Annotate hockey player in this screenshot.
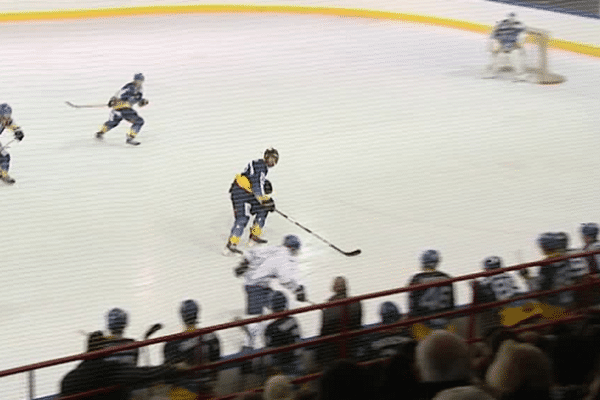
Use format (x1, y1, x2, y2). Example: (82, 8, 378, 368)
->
(225, 148, 278, 254)
(163, 299, 221, 397)
(485, 13, 528, 81)
(96, 73, 149, 146)
(0, 103, 24, 184)
(407, 250, 456, 339)
(478, 256, 523, 303)
(581, 223, 600, 275)
(233, 234, 306, 349)
(101, 307, 139, 365)
(263, 291, 303, 377)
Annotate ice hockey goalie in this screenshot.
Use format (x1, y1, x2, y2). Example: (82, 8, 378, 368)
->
(484, 13, 528, 81)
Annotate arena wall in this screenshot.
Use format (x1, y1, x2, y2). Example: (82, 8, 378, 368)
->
(0, 1, 599, 53)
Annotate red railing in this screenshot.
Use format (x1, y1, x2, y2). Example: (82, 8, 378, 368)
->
(3, 249, 600, 399)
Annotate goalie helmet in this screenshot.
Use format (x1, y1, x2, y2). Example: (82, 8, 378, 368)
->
(483, 256, 502, 270)
(283, 234, 301, 251)
(582, 223, 599, 239)
(379, 301, 401, 325)
(180, 299, 199, 325)
(0, 103, 12, 118)
(107, 308, 128, 333)
(133, 73, 145, 82)
(264, 148, 279, 167)
(420, 249, 440, 269)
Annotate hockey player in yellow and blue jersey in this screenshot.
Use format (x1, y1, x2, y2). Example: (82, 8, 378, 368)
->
(225, 148, 278, 254)
(96, 73, 149, 146)
(0, 103, 24, 184)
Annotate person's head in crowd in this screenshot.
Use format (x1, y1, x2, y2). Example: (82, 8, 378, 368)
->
(581, 223, 599, 245)
(432, 385, 495, 400)
(379, 301, 402, 325)
(180, 299, 199, 329)
(332, 276, 347, 298)
(485, 339, 551, 398)
(106, 307, 128, 337)
(421, 249, 440, 270)
(415, 330, 469, 383)
(87, 331, 106, 352)
(319, 359, 371, 400)
(483, 326, 519, 357)
(264, 374, 294, 400)
(271, 291, 288, 313)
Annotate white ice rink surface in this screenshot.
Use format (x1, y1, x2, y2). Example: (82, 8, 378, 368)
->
(1, 12, 600, 398)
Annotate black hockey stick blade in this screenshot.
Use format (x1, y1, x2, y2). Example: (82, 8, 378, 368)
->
(341, 249, 362, 257)
(144, 323, 163, 339)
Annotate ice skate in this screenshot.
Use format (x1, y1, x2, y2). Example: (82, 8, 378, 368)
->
(249, 233, 268, 244)
(0, 170, 15, 184)
(126, 136, 140, 146)
(95, 131, 104, 140)
(223, 241, 243, 256)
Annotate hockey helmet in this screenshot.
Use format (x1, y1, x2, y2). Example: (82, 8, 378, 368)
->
(283, 234, 301, 251)
(379, 301, 401, 324)
(0, 103, 12, 118)
(264, 148, 279, 167)
(420, 249, 440, 269)
(538, 232, 559, 252)
(582, 223, 599, 239)
(555, 232, 569, 251)
(134, 73, 145, 82)
(180, 299, 199, 325)
(483, 256, 502, 270)
(271, 291, 288, 312)
(107, 308, 128, 333)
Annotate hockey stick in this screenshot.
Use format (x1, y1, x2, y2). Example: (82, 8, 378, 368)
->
(65, 101, 107, 108)
(274, 209, 361, 257)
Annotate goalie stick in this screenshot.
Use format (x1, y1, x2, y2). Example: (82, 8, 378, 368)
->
(274, 209, 361, 257)
(65, 101, 107, 109)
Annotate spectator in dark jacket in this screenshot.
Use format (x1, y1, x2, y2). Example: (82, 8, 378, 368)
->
(316, 276, 363, 366)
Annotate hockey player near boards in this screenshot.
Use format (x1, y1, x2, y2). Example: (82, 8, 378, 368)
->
(163, 299, 221, 397)
(0, 103, 24, 184)
(101, 307, 140, 366)
(233, 234, 306, 349)
(96, 73, 149, 146)
(407, 250, 456, 340)
(225, 148, 279, 255)
(485, 13, 528, 81)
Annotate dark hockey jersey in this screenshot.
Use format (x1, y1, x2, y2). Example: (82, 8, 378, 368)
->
(101, 336, 139, 366)
(408, 270, 455, 317)
(234, 158, 270, 200)
(264, 316, 301, 367)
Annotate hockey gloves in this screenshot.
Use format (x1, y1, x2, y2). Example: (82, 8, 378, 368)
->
(14, 129, 24, 141)
(295, 285, 306, 302)
(234, 259, 250, 277)
(139, 99, 149, 107)
(262, 198, 276, 212)
(108, 97, 118, 107)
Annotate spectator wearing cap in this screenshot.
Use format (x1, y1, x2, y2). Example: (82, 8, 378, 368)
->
(316, 276, 363, 366)
(163, 299, 221, 397)
(263, 291, 304, 378)
(414, 330, 472, 399)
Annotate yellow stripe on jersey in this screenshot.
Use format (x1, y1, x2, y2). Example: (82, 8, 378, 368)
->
(235, 174, 252, 193)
